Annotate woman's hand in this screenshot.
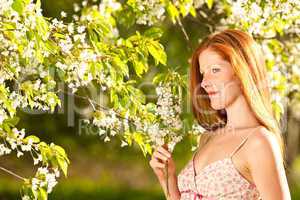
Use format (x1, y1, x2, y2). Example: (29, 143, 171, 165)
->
(149, 144, 176, 182)
(149, 145, 181, 200)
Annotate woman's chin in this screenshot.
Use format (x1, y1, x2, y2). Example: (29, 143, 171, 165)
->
(210, 102, 225, 110)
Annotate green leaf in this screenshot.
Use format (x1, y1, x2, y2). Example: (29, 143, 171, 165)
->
(4, 116, 20, 127)
(133, 132, 144, 144)
(145, 143, 153, 155)
(46, 92, 61, 111)
(108, 66, 117, 82)
(132, 59, 147, 77)
(272, 101, 283, 122)
(144, 27, 163, 39)
(124, 131, 133, 146)
(266, 59, 275, 71)
(274, 18, 284, 36)
(52, 144, 70, 176)
(57, 156, 68, 177)
(37, 187, 47, 200)
(38, 142, 51, 164)
(189, 7, 197, 17)
(12, 0, 24, 14)
(110, 90, 119, 106)
(132, 131, 150, 157)
(53, 33, 66, 40)
(35, 0, 41, 10)
(152, 73, 164, 84)
(24, 135, 40, 144)
(56, 68, 65, 81)
(205, 0, 214, 9)
(20, 81, 34, 97)
(3, 123, 11, 133)
(179, 4, 188, 17)
(36, 16, 49, 39)
(112, 57, 129, 77)
(145, 102, 156, 113)
(53, 145, 68, 160)
(147, 41, 167, 66)
(166, 2, 179, 24)
(21, 183, 35, 200)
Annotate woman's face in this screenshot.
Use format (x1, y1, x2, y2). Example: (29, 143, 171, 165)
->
(198, 48, 242, 110)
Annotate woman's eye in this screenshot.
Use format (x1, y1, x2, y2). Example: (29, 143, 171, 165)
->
(212, 68, 220, 73)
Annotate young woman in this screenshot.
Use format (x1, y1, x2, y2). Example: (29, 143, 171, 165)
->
(149, 29, 291, 200)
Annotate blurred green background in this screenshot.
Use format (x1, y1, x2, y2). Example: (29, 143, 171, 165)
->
(0, 0, 300, 199)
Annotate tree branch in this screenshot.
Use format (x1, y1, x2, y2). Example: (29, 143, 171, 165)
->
(0, 166, 26, 181)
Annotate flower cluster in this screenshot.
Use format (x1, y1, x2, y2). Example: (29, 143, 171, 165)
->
(21, 166, 60, 200)
(222, 0, 300, 36)
(0, 115, 69, 199)
(191, 122, 206, 135)
(145, 121, 183, 152)
(122, 0, 203, 26)
(0, 143, 11, 155)
(146, 82, 183, 152)
(99, 0, 122, 20)
(156, 82, 182, 129)
(31, 167, 59, 193)
(0, 1, 70, 198)
(82, 81, 185, 153)
(131, 0, 166, 26)
(185, 121, 207, 151)
(91, 109, 123, 142)
(0, 0, 13, 15)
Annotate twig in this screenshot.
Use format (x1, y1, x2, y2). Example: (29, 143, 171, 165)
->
(58, 89, 136, 124)
(166, 160, 170, 198)
(162, 143, 170, 198)
(176, 16, 193, 52)
(0, 166, 26, 181)
(87, 98, 96, 111)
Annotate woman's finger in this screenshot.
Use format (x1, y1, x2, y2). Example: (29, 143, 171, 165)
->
(157, 146, 171, 158)
(153, 150, 168, 162)
(150, 159, 165, 169)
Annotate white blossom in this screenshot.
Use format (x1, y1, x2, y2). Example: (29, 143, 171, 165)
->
(104, 136, 110, 142)
(82, 0, 88, 7)
(120, 140, 128, 147)
(17, 151, 24, 157)
(60, 11, 67, 18)
(77, 25, 86, 34)
(22, 195, 30, 200)
(73, 3, 80, 12)
(0, 144, 12, 155)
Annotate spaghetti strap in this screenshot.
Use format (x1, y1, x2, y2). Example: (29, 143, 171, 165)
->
(229, 130, 257, 158)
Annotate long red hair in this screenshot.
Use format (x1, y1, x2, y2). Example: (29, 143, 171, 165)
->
(189, 29, 285, 162)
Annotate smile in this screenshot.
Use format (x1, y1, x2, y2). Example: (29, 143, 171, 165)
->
(208, 91, 219, 97)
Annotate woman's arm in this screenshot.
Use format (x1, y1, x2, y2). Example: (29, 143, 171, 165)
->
(157, 173, 181, 200)
(247, 128, 291, 200)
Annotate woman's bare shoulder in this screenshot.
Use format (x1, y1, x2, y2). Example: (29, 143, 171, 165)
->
(247, 126, 278, 150)
(245, 126, 283, 164)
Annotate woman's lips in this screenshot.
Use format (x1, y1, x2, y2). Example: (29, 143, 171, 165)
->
(208, 91, 219, 97)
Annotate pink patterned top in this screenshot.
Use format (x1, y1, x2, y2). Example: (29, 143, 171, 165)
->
(178, 131, 262, 200)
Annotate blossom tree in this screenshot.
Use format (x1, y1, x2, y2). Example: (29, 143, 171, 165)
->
(0, 0, 299, 199)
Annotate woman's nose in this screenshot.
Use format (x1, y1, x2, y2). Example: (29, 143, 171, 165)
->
(201, 76, 211, 89)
